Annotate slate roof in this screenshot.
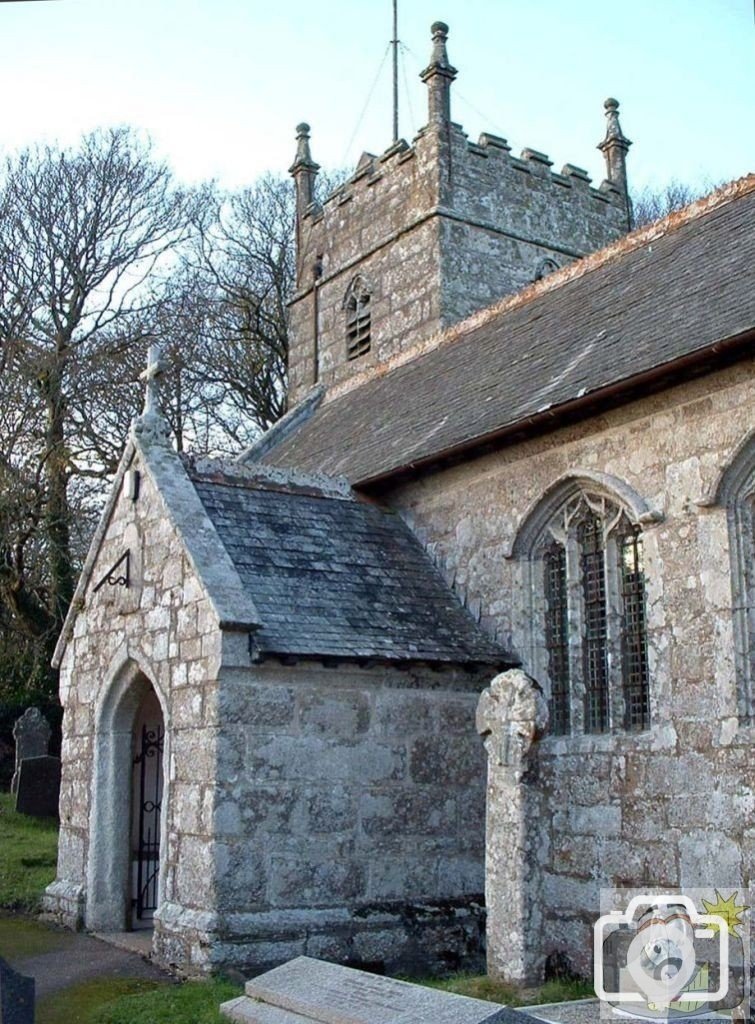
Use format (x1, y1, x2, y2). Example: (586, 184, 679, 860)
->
(256, 179, 755, 485)
(189, 468, 508, 665)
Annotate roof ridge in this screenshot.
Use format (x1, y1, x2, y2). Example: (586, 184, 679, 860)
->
(323, 173, 755, 404)
(184, 454, 353, 500)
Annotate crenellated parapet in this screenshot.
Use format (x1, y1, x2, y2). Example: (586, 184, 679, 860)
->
(287, 21, 633, 406)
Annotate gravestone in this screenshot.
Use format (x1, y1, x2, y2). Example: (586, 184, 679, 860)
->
(0, 955, 35, 1024)
(220, 956, 539, 1023)
(11, 708, 51, 795)
(14, 756, 61, 819)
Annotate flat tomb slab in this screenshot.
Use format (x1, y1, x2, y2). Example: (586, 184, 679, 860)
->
(220, 956, 539, 1024)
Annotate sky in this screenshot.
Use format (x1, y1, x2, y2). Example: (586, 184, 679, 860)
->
(0, 0, 753, 194)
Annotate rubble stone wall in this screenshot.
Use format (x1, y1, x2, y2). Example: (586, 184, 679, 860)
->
(388, 360, 755, 979)
(437, 129, 627, 325)
(157, 658, 491, 976)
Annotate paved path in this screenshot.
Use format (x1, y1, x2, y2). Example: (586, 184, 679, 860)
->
(0, 918, 171, 1003)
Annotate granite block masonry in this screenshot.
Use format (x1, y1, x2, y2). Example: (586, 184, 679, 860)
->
(43, 14, 755, 991)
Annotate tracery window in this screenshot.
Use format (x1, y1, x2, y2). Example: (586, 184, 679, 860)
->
(745, 493, 755, 720)
(343, 276, 371, 360)
(535, 490, 650, 735)
(715, 433, 755, 722)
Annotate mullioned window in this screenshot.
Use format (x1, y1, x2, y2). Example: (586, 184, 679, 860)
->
(516, 483, 652, 736)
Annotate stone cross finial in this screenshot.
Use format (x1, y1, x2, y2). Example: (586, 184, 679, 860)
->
(132, 342, 170, 445)
(598, 97, 632, 227)
(420, 21, 457, 126)
(140, 343, 165, 416)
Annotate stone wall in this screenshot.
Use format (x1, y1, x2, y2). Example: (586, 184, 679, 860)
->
(387, 359, 755, 980)
(289, 120, 627, 406)
(42, 442, 223, 938)
(157, 658, 490, 976)
(288, 135, 443, 403)
(43, 434, 494, 977)
(437, 129, 626, 325)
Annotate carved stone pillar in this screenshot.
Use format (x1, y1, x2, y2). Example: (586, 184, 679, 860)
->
(476, 669, 548, 985)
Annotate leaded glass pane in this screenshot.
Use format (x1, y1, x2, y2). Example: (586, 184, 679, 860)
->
(620, 526, 650, 730)
(544, 543, 570, 735)
(579, 512, 609, 733)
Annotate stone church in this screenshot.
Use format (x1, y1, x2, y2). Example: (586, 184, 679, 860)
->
(44, 23, 754, 982)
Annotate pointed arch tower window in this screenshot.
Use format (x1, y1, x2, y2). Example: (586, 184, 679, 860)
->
(343, 275, 372, 360)
(515, 480, 654, 736)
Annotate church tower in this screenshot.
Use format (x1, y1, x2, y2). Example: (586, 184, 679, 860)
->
(288, 22, 632, 406)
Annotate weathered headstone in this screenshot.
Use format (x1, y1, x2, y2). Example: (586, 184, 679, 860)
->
(11, 708, 51, 795)
(14, 755, 61, 819)
(220, 956, 539, 1023)
(0, 955, 35, 1024)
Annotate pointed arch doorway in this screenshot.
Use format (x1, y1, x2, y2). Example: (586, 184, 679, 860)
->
(86, 661, 169, 936)
(130, 690, 164, 929)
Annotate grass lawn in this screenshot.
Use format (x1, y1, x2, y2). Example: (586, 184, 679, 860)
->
(86, 978, 242, 1024)
(0, 791, 59, 912)
(0, 913, 72, 959)
(422, 972, 594, 1006)
(55, 972, 590, 1023)
(37, 978, 167, 1024)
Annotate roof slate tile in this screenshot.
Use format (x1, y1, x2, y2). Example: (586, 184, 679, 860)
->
(190, 474, 508, 666)
(258, 186, 755, 484)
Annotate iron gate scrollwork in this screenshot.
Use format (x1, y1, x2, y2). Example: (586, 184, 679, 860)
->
(133, 721, 164, 921)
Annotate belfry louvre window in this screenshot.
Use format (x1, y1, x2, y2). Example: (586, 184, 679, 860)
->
(538, 491, 650, 735)
(344, 276, 371, 359)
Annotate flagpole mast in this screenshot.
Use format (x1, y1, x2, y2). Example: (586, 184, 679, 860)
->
(392, 0, 399, 142)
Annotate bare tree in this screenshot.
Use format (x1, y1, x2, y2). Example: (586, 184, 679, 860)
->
(0, 133, 346, 706)
(0, 127, 193, 664)
(631, 178, 722, 228)
(179, 170, 349, 445)
(186, 174, 294, 436)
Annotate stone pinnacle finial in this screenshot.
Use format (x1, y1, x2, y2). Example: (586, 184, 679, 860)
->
(420, 20, 457, 127)
(600, 98, 630, 148)
(289, 122, 320, 248)
(290, 123, 319, 174)
(598, 97, 632, 228)
(429, 21, 451, 68)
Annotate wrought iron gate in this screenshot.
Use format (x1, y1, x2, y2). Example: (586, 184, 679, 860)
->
(132, 721, 164, 921)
